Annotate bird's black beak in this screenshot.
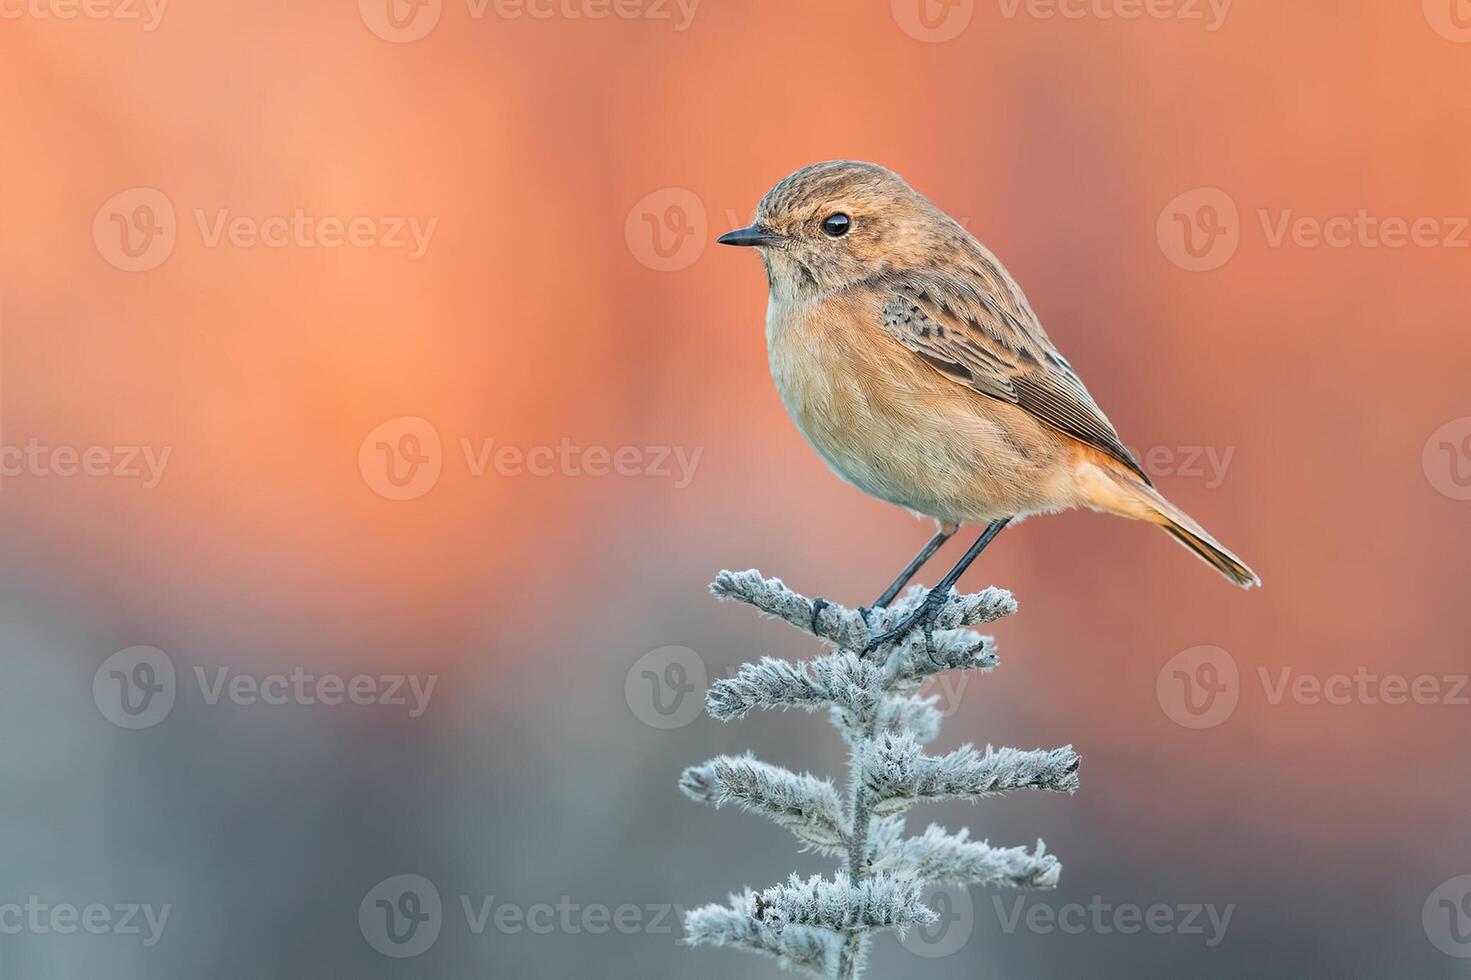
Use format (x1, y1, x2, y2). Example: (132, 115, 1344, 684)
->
(717, 224, 781, 247)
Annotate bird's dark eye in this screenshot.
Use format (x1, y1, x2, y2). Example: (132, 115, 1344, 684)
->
(821, 213, 851, 238)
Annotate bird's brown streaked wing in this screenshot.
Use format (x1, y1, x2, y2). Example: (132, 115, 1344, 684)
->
(878, 273, 1152, 485)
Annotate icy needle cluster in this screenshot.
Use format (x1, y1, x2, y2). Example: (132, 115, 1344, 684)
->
(679, 571, 1080, 979)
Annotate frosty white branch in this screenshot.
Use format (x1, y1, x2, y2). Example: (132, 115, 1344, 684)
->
(709, 568, 1017, 655)
(860, 733, 1081, 816)
(873, 825, 1061, 889)
(872, 694, 943, 744)
(683, 895, 838, 975)
(704, 653, 884, 723)
(680, 570, 1080, 979)
(680, 755, 848, 853)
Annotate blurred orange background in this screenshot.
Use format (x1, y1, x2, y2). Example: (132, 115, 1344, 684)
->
(2, 1, 1469, 976)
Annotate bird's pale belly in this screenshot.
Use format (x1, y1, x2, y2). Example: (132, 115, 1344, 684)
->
(768, 307, 1073, 525)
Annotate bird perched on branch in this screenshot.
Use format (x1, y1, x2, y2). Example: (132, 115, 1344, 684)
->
(718, 161, 1259, 652)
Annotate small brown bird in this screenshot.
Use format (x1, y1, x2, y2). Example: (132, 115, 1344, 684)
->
(718, 161, 1259, 650)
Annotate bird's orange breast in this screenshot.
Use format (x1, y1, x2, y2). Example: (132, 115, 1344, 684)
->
(766, 290, 1076, 525)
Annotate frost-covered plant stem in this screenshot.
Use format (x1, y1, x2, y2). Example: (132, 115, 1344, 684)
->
(838, 740, 872, 978)
(680, 570, 1081, 979)
(836, 919, 865, 980)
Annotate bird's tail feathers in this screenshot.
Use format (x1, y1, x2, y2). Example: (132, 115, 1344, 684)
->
(1085, 463, 1261, 589)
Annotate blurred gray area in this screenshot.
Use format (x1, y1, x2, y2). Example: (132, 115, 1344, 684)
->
(0, 563, 1457, 980)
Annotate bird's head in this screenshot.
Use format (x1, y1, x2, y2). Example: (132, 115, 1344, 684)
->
(717, 161, 962, 299)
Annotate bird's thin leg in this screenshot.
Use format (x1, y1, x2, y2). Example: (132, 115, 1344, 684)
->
(870, 526, 956, 610)
(816, 526, 956, 635)
(864, 517, 1013, 655)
